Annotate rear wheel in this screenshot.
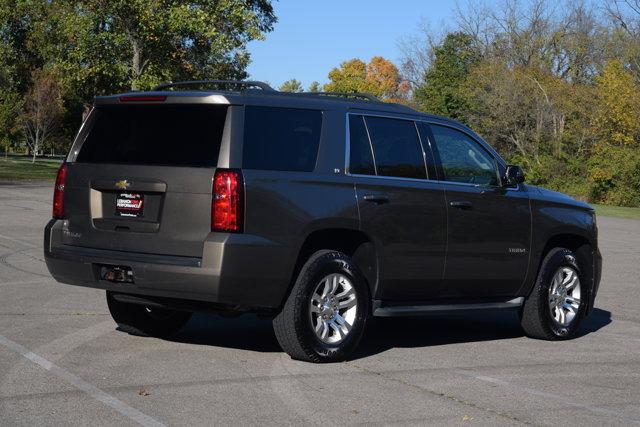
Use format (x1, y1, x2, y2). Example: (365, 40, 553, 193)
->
(273, 250, 369, 363)
(106, 291, 192, 338)
(520, 248, 587, 340)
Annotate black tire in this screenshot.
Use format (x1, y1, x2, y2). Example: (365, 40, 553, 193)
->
(520, 248, 588, 340)
(273, 250, 370, 363)
(106, 291, 192, 338)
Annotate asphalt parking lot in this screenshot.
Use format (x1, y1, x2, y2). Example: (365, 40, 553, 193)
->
(0, 182, 639, 426)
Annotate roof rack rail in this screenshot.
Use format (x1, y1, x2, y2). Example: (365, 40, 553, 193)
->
(292, 91, 381, 102)
(153, 80, 275, 92)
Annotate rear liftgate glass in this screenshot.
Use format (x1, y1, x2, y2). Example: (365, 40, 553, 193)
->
(67, 102, 229, 258)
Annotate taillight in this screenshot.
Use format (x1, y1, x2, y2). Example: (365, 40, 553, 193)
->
(52, 164, 68, 219)
(212, 169, 243, 232)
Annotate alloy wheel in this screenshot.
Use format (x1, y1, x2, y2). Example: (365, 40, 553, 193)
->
(548, 267, 581, 326)
(309, 273, 358, 344)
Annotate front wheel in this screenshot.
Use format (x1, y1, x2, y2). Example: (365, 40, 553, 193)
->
(520, 248, 587, 340)
(273, 250, 369, 363)
(106, 291, 192, 338)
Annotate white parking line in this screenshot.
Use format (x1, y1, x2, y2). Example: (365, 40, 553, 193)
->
(454, 369, 640, 425)
(0, 333, 165, 427)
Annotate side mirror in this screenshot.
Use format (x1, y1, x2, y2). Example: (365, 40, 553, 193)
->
(503, 165, 525, 186)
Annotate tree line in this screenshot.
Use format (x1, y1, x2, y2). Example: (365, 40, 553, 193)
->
(280, 1, 640, 207)
(0, 0, 276, 159)
(410, 0, 640, 207)
(2, 0, 639, 206)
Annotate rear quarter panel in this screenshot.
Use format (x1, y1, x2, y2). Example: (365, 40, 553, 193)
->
(241, 171, 359, 307)
(228, 107, 358, 307)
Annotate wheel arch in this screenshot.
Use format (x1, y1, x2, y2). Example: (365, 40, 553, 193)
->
(280, 228, 378, 309)
(527, 232, 595, 313)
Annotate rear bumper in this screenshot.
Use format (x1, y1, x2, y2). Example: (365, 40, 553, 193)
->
(44, 219, 291, 309)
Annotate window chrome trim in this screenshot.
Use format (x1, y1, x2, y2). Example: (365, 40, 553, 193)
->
(361, 116, 378, 175)
(345, 112, 429, 180)
(421, 120, 506, 169)
(413, 121, 431, 179)
(344, 111, 519, 191)
(427, 121, 504, 189)
(348, 172, 442, 184)
(344, 111, 350, 174)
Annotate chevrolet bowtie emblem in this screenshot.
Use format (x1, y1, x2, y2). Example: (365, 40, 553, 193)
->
(115, 180, 130, 190)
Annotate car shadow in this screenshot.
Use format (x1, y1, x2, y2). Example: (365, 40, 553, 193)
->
(352, 307, 613, 360)
(576, 307, 612, 337)
(166, 308, 613, 359)
(170, 313, 282, 353)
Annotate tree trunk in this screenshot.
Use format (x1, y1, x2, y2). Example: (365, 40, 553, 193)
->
(32, 132, 38, 163)
(131, 38, 145, 91)
(132, 41, 140, 90)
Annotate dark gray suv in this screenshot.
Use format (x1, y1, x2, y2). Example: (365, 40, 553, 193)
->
(44, 80, 602, 362)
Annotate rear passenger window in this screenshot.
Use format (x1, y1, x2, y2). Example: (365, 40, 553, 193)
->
(364, 117, 426, 179)
(349, 115, 375, 175)
(243, 106, 322, 172)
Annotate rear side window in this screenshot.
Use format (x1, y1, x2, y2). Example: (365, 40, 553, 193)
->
(243, 106, 322, 172)
(364, 117, 426, 179)
(349, 115, 375, 175)
(76, 105, 228, 167)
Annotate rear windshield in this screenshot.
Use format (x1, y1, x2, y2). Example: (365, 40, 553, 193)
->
(242, 106, 322, 172)
(76, 105, 228, 167)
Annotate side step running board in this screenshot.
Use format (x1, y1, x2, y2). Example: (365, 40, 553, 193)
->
(372, 297, 524, 317)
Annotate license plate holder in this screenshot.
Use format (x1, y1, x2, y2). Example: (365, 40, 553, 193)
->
(115, 192, 144, 217)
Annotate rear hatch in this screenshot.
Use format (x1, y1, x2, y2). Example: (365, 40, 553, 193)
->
(62, 101, 229, 258)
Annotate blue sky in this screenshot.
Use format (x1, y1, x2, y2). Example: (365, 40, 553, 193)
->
(246, 1, 462, 89)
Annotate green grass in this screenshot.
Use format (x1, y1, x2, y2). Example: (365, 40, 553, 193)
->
(2, 155, 639, 220)
(0, 156, 62, 181)
(593, 204, 640, 220)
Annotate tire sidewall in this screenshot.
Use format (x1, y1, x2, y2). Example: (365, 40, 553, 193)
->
(537, 249, 588, 338)
(296, 255, 369, 361)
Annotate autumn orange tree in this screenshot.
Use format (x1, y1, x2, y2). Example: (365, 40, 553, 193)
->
(325, 57, 408, 100)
